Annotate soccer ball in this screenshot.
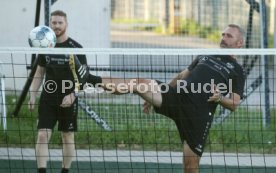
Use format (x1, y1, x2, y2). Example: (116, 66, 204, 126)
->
(28, 25, 56, 48)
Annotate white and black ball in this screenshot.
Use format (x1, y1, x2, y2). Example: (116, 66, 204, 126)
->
(28, 25, 56, 48)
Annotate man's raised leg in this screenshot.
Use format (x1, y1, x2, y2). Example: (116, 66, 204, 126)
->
(97, 77, 163, 107)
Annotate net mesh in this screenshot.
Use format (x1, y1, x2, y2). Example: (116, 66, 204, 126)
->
(1, 0, 275, 172)
(0, 48, 275, 173)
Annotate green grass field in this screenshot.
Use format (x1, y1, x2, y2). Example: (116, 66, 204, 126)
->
(0, 95, 276, 173)
(0, 95, 275, 154)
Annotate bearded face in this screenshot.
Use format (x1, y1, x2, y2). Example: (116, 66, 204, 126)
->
(220, 27, 243, 48)
(50, 16, 67, 38)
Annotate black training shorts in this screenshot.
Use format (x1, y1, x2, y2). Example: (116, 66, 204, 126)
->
(154, 81, 214, 157)
(37, 99, 78, 132)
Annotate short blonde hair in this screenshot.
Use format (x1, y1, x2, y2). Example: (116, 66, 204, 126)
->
(51, 10, 67, 21)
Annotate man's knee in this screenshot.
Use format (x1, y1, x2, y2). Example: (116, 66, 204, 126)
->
(183, 143, 200, 171)
(37, 129, 52, 143)
(184, 157, 199, 169)
(61, 132, 74, 143)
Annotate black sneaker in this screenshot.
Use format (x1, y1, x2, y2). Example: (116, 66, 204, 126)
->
(69, 55, 89, 86)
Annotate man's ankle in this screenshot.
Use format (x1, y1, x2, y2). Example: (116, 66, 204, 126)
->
(61, 168, 69, 173)
(38, 168, 46, 173)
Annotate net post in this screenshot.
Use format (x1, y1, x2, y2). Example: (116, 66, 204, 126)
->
(259, 0, 271, 127)
(44, 0, 51, 26)
(274, 1, 276, 70)
(31, 0, 42, 67)
(0, 61, 6, 131)
(44, 0, 57, 26)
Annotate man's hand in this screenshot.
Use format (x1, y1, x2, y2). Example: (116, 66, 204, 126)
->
(207, 85, 223, 103)
(60, 92, 76, 108)
(28, 97, 36, 111)
(143, 101, 152, 114)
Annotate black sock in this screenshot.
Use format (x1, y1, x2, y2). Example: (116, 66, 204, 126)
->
(88, 74, 102, 86)
(38, 168, 46, 173)
(61, 168, 69, 173)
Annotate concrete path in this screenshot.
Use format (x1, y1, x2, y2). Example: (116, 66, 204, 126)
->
(1, 148, 275, 167)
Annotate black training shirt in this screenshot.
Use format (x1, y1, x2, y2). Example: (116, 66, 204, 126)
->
(38, 37, 87, 104)
(180, 55, 245, 112)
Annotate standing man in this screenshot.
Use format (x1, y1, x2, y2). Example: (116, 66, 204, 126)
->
(28, 10, 87, 173)
(72, 24, 246, 173)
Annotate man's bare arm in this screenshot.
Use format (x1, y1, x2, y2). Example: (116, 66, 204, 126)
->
(220, 93, 241, 111)
(208, 91, 241, 111)
(29, 65, 45, 110)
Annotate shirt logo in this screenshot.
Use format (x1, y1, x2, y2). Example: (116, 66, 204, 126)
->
(226, 62, 234, 69)
(195, 144, 203, 153)
(68, 123, 74, 130)
(69, 41, 77, 48)
(46, 56, 51, 64)
(201, 56, 208, 61)
(216, 57, 221, 60)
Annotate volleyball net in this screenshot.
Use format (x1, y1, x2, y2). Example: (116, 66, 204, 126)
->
(0, 48, 275, 173)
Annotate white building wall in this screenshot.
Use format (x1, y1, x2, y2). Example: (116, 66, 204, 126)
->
(0, 0, 110, 90)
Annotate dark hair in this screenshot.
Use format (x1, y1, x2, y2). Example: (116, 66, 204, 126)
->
(51, 10, 67, 19)
(228, 24, 246, 42)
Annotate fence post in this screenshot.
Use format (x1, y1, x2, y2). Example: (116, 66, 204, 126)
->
(274, 1, 276, 69)
(259, 0, 271, 126)
(169, 0, 180, 33)
(0, 61, 6, 131)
